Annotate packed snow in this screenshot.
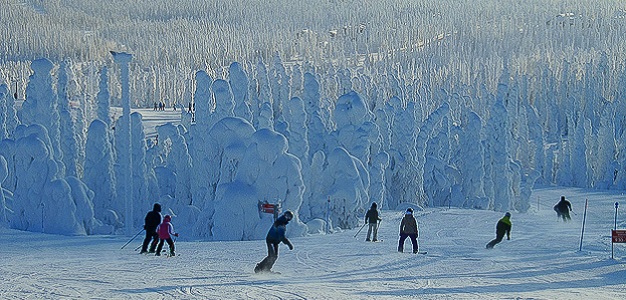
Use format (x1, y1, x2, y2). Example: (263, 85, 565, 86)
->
(1, 186, 624, 299)
(1, 1, 626, 299)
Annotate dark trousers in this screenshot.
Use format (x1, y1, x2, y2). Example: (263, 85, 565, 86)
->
(255, 241, 279, 272)
(156, 238, 175, 255)
(557, 211, 571, 221)
(398, 233, 418, 253)
(486, 232, 505, 249)
(141, 230, 159, 252)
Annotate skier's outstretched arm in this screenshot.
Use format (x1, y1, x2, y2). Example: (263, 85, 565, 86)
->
(282, 238, 293, 250)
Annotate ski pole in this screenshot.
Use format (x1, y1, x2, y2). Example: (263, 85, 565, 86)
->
(134, 244, 142, 251)
(354, 223, 367, 238)
(121, 229, 145, 249)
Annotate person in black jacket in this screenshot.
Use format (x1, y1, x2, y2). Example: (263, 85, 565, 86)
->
(398, 208, 419, 253)
(254, 211, 294, 274)
(486, 212, 512, 249)
(365, 202, 382, 241)
(140, 203, 162, 254)
(554, 196, 573, 221)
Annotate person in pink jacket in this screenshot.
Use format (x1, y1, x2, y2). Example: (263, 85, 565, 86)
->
(155, 215, 179, 256)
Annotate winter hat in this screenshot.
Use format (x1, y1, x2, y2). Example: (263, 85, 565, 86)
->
(504, 212, 511, 218)
(371, 202, 377, 209)
(164, 215, 172, 222)
(153, 203, 162, 212)
(406, 208, 413, 215)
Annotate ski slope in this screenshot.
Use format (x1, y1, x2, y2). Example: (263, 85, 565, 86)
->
(1, 186, 625, 299)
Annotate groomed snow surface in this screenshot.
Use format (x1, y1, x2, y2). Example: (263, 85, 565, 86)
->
(2, 186, 625, 299)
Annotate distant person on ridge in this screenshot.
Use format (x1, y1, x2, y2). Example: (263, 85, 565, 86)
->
(140, 203, 162, 254)
(155, 214, 179, 256)
(553, 196, 573, 221)
(365, 202, 382, 242)
(255, 211, 294, 274)
(398, 208, 419, 254)
(486, 212, 512, 249)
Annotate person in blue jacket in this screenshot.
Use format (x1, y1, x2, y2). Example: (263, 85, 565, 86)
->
(255, 211, 294, 273)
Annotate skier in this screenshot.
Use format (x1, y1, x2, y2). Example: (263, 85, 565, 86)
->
(365, 202, 382, 242)
(140, 203, 162, 254)
(486, 212, 512, 249)
(155, 215, 179, 256)
(398, 208, 419, 254)
(255, 210, 294, 273)
(553, 196, 573, 221)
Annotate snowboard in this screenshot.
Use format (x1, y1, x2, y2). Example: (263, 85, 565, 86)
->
(254, 264, 280, 274)
(255, 270, 281, 275)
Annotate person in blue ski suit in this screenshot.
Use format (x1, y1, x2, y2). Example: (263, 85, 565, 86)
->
(254, 211, 294, 273)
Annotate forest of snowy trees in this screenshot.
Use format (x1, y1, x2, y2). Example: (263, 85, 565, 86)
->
(1, 0, 626, 239)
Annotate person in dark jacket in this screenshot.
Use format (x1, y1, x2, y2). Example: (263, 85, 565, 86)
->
(365, 202, 382, 242)
(398, 208, 419, 254)
(554, 196, 572, 221)
(486, 212, 512, 249)
(255, 211, 294, 273)
(140, 203, 162, 254)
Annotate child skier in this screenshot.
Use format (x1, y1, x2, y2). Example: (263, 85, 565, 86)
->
(140, 203, 162, 254)
(255, 210, 294, 273)
(398, 208, 419, 254)
(155, 215, 179, 256)
(486, 212, 512, 249)
(365, 202, 382, 242)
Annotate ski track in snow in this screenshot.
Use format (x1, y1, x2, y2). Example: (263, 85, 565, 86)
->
(2, 186, 626, 299)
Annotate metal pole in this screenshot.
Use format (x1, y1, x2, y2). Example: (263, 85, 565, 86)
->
(613, 202, 619, 259)
(326, 197, 331, 234)
(354, 222, 367, 238)
(614, 202, 619, 230)
(121, 229, 145, 249)
(579, 199, 588, 252)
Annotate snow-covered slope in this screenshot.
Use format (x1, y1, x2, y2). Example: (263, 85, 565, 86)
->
(1, 186, 624, 299)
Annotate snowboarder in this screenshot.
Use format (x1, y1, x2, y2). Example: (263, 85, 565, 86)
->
(140, 203, 162, 254)
(486, 212, 512, 249)
(255, 210, 294, 273)
(155, 214, 179, 256)
(554, 196, 572, 221)
(365, 202, 382, 241)
(398, 208, 419, 254)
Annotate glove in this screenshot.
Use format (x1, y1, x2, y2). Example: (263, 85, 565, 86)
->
(288, 244, 294, 250)
(175, 233, 179, 237)
(143, 225, 146, 230)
